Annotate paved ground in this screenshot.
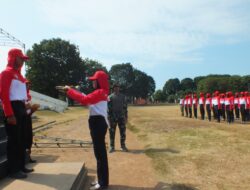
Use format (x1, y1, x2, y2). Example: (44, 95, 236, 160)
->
(0, 163, 84, 190)
(31, 110, 160, 190)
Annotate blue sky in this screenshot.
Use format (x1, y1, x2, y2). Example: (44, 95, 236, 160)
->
(1, 0, 250, 90)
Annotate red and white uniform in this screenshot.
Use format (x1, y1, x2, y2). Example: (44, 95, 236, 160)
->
(179, 99, 184, 105)
(234, 96, 239, 105)
(213, 95, 221, 109)
(0, 53, 27, 117)
(67, 71, 109, 121)
(247, 95, 250, 110)
(225, 96, 234, 110)
(199, 93, 205, 106)
(220, 96, 225, 105)
(205, 97, 212, 107)
(184, 96, 188, 108)
(187, 95, 192, 108)
(192, 96, 198, 107)
(239, 96, 247, 109)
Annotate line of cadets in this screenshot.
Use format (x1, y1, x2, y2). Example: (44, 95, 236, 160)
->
(179, 91, 250, 124)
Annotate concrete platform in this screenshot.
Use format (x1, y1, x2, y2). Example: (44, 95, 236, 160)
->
(0, 162, 87, 190)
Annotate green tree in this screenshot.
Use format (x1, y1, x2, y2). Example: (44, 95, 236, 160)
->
(132, 69, 155, 99)
(241, 75, 250, 92)
(109, 63, 135, 97)
(194, 76, 206, 90)
(26, 38, 85, 98)
(153, 90, 167, 102)
(163, 78, 180, 95)
(147, 75, 156, 97)
(167, 94, 176, 103)
(180, 78, 194, 92)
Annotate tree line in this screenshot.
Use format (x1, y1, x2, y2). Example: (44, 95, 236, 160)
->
(26, 38, 155, 103)
(153, 75, 250, 103)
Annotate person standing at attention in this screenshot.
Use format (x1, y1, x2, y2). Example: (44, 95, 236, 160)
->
(179, 96, 184, 116)
(205, 93, 212, 121)
(64, 70, 109, 190)
(0, 48, 34, 179)
(192, 93, 198, 119)
(108, 83, 128, 153)
(199, 92, 205, 120)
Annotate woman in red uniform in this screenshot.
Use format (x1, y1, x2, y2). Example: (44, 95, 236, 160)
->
(239, 92, 247, 123)
(192, 93, 198, 119)
(64, 70, 109, 190)
(205, 93, 212, 121)
(234, 92, 240, 119)
(220, 93, 226, 121)
(225, 92, 234, 124)
(245, 91, 250, 121)
(199, 92, 205, 120)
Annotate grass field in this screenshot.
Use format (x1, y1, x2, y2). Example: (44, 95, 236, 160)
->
(128, 105, 250, 190)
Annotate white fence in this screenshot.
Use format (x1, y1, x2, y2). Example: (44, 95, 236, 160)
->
(30, 90, 68, 112)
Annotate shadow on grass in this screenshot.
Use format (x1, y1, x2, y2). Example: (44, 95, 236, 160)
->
(127, 147, 180, 155)
(146, 148, 180, 154)
(154, 182, 199, 190)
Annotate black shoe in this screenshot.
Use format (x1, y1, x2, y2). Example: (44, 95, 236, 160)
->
(9, 171, 27, 179)
(109, 147, 115, 153)
(29, 158, 37, 163)
(22, 168, 34, 173)
(121, 146, 128, 152)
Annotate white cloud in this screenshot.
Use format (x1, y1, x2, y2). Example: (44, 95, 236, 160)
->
(35, 0, 250, 68)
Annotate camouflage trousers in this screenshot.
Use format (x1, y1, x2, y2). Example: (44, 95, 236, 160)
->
(109, 117, 126, 148)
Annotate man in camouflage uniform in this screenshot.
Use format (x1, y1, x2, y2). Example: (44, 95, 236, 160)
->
(108, 83, 128, 153)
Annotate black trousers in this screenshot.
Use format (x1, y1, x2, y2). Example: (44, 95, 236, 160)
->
(240, 104, 246, 122)
(4, 101, 27, 174)
(246, 109, 250, 121)
(89, 116, 109, 187)
(234, 104, 240, 119)
(214, 105, 220, 122)
(180, 106, 184, 116)
(206, 105, 211, 121)
(212, 106, 216, 120)
(193, 105, 197, 118)
(199, 105, 205, 120)
(188, 107, 192, 118)
(25, 115, 33, 150)
(185, 106, 188, 117)
(221, 104, 226, 120)
(226, 105, 234, 123)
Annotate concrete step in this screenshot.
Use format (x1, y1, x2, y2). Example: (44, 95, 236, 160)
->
(0, 162, 87, 190)
(70, 163, 88, 190)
